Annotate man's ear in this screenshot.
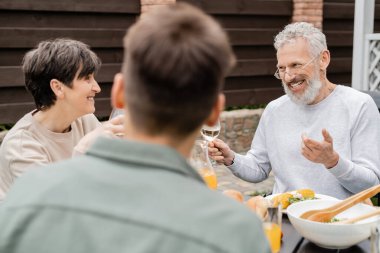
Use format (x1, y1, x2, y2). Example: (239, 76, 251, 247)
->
(111, 73, 125, 109)
(320, 49, 330, 71)
(50, 79, 64, 99)
(204, 93, 225, 127)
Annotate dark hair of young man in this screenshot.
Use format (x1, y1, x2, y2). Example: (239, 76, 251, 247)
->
(123, 3, 236, 138)
(22, 38, 101, 111)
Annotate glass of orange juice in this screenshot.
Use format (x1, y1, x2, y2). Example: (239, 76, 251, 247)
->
(189, 140, 218, 190)
(263, 206, 282, 253)
(197, 167, 218, 189)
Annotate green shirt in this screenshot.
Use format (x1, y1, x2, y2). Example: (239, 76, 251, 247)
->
(0, 137, 270, 253)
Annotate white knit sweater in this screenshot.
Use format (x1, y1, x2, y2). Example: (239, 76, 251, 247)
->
(229, 85, 380, 199)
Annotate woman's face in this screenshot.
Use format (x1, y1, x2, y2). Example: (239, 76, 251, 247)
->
(62, 71, 101, 118)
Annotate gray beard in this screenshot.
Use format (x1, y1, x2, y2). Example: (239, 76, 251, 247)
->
(283, 78, 322, 105)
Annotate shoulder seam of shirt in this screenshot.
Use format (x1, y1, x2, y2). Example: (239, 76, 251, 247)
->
(8, 129, 34, 173)
(4, 204, 229, 253)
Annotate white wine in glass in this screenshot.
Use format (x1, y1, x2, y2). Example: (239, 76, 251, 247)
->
(200, 119, 220, 142)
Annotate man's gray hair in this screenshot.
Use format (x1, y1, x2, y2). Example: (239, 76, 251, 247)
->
(274, 22, 327, 57)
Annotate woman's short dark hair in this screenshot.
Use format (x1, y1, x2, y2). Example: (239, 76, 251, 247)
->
(22, 38, 101, 110)
(123, 3, 235, 137)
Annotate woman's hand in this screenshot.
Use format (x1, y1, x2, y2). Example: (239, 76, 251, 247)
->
(73, 115, 125, 155)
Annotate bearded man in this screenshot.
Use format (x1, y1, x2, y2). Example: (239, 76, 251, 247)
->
(209, 22, 380, 199)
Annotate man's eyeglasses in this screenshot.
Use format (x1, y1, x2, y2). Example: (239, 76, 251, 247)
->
(274, 54, 320, 80)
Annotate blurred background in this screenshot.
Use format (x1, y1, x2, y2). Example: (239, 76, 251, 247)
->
(1, 0, 373, 125)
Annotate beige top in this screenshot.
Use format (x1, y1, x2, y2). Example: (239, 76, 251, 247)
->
(0, 111, 100, 202)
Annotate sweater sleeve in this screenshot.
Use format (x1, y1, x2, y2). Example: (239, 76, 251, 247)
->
(329, 96, 380, 193)
(227, 108, 272, 183)
(5, 130, 50, 180)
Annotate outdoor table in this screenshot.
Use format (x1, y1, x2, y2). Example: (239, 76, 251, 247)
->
(280, 216, 370, 253)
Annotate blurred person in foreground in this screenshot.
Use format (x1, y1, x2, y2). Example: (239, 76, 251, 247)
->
(209, 22, 380, 199)
(0, 39, 123, 203)
(0, 3, 270, 253)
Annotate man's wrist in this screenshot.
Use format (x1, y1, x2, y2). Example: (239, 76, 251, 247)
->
(225, 154, 235, 166)
(325, 152, 339, 169)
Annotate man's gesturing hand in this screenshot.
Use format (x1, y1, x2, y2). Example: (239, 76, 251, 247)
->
(301, 128, 339, 169)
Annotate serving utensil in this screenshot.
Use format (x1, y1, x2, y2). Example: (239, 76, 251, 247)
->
(335, 208, 380, 224)
(300, 185, 380, 223)
(300, 186, 375, 220)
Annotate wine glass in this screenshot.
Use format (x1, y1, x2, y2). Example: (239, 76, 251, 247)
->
(109, 108, 124, 120)
(109, 108, 125, 137)
(200, 119, 220, 142)
(189, 140, 218, 190)
(200, 119, 220, 166)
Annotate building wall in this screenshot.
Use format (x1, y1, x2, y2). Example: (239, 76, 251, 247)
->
(179, 0, 292, 108)
(0, 0, 140, 124)
(2, 0, 374, 125)
(293, 0, 323, 28)
(0, 0, 292, 124)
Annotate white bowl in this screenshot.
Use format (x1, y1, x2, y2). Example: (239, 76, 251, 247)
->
(287, 199, 380, 249)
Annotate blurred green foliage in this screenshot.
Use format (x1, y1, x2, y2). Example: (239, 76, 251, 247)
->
(225, 104, 267, 111)
(371, 196, 379, 206)
(0, 124, 13, 131)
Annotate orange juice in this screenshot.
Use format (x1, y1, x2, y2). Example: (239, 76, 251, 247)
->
(198, 168, 218, 189)
(263, 222, 281, 253)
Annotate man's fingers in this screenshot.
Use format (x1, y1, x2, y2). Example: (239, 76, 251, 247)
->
(302, 144, 313, 152)
(214, 138, 230, 150)
(301, 149, 311, 160)
(301, 133, 308, 142)
(212, 155, 225, 162)
(303, 138, 321, 150)
(302, 146, 310, 155)
(213, 138, 224, 147)
(301, 145, 317, 159)
(208, 147, 219, 153)
(322, 128, 332, 143)
(213, 151, 222, 156)
(301, 133, 318, 150)
(208, 150, 220, 157)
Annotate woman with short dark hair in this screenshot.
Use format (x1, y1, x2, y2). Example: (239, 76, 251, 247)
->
(0, 38, 122, 202)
